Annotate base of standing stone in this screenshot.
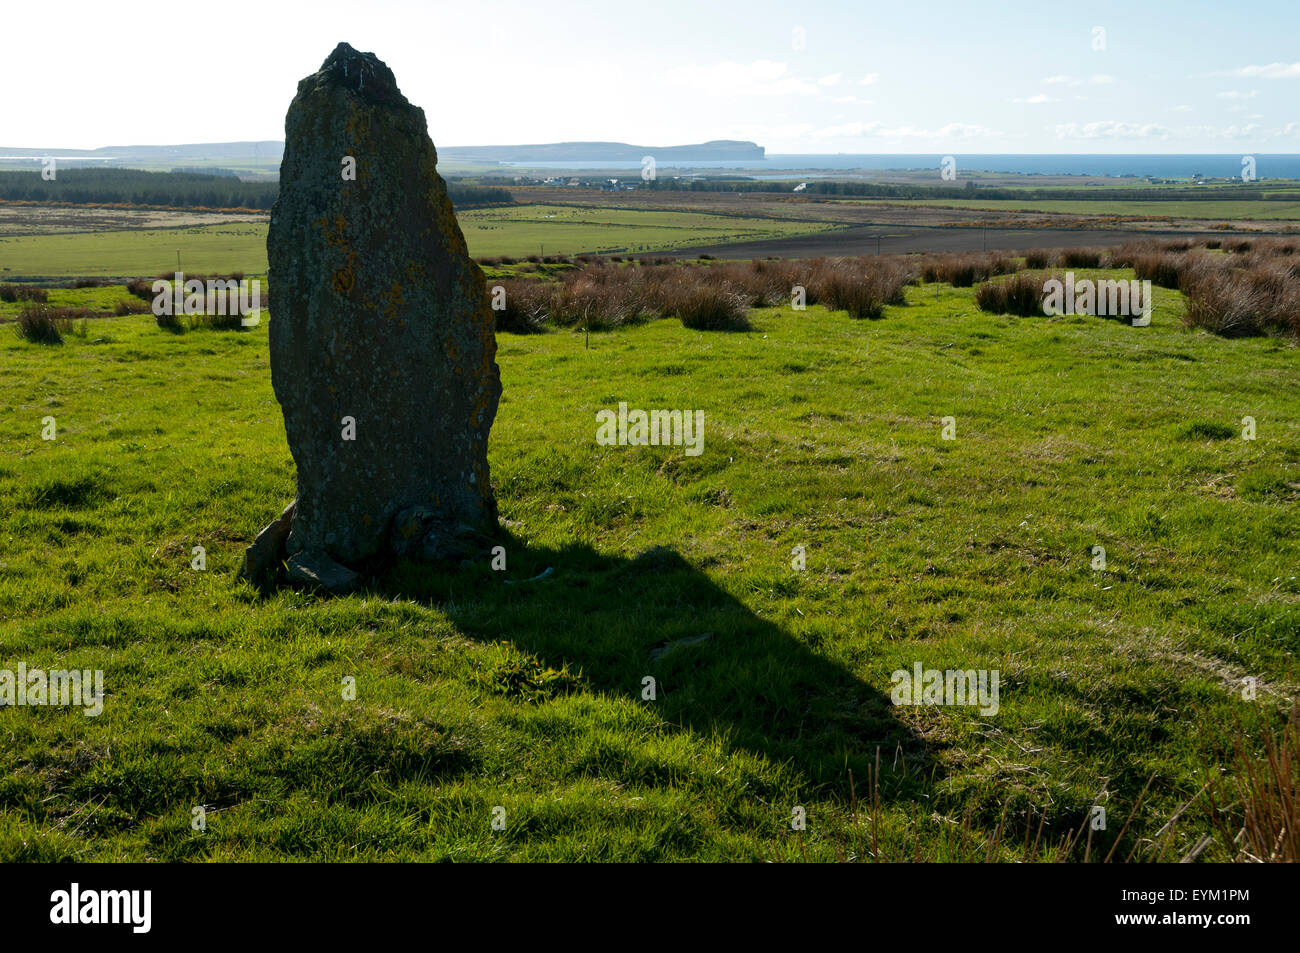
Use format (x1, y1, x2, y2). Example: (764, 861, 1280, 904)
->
(389, 506, 493, 563)
(240, 503, 494, 593)
(285, 550, 361, 593)
(239, 500, 296, 586)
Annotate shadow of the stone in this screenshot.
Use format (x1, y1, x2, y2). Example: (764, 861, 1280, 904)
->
(377, 529, 932, 801)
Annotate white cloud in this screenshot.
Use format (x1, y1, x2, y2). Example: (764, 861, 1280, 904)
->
(1172, 104, 1192, 112)
(1013, 94, 1059, 104)
(1185, 123, 1261, 140)
(817, 73, 842, 86)
(1053, 121, 1172, 140)
(809, 121, 999, 141)
(831, 95, 871, 104)
(1217, 62, 1300, 79)
(1216, 89, 1258, 100)
(808, 121, 884, 139)
(1042, 74, 1113, 88)
(662, 60, 821, 96)
(930, 122, 998, 139)
(858, 73, 879, 85)
(737, 122, 819, 143)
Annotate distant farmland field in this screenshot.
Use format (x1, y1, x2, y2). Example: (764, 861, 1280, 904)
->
(6, 187, 1300, 281)
(455, 204, 839, 257)
(871, 198, 1300, 222)
(0, 224, 269, 278)
(0, 205, 841, 277)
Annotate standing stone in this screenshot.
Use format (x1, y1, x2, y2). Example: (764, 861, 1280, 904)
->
(264, 42, 500, 584)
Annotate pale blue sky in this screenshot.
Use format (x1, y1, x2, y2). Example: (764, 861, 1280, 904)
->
(7, 0, 1299, 152)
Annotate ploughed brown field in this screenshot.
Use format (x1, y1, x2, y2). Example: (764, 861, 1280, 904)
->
(661, 225, 1238, 260)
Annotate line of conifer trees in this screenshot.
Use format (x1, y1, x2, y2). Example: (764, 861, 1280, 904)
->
(0, 169, 513, 210)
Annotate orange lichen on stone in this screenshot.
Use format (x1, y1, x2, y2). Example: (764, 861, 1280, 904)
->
(379, 280, 404, 319)
(323, 216, 350, 248)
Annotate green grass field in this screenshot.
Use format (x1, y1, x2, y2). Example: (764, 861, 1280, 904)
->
(2, 271, 1296, 860)
(0, 225, 268, 278)
(457, 204, 836, 256)
(0, 205, 838, 278)
(0, 285, 135, 322)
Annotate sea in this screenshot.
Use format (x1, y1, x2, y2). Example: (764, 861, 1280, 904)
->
(505, 154, 1300, 179)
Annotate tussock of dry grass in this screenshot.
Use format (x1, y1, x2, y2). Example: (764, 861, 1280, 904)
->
(975, 272, 1066, 317)
(1183, 261, 1300, 338)
(491, 255, 918, 332)
(920, 252, 1014, 287)
(486, 239, 1300, 342)
(1208, 704, 1300, 862)
(13, 304, 88, 344)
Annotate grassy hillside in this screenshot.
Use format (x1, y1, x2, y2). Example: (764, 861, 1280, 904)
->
(0, 274, 1296, 860)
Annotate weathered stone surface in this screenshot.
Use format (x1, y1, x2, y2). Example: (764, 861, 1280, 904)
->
(268, 42, 500, 568)
(240, 499, 296, 584)
(286, 549, 361, 593)
(388, 505, 493, 562)
(389, 505, 438, 557)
